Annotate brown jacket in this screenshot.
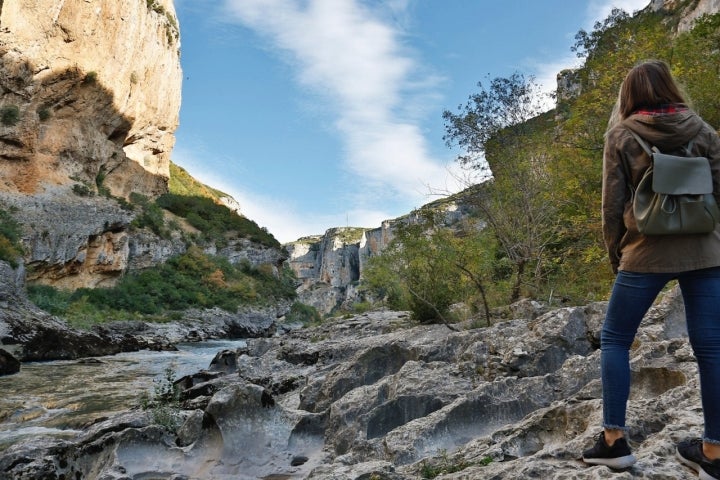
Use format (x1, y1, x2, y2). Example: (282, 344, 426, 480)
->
(602, 108, 720, 273)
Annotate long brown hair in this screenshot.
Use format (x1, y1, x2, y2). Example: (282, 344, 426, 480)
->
(617, 60, 687, 119)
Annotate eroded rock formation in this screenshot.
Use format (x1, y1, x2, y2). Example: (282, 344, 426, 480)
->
(0, 0, 185, 288)
(0, 1, 284, 291)
(0, 287, 706, 479)
(285, 197, 479, 315)
(0, 0, 181, 197)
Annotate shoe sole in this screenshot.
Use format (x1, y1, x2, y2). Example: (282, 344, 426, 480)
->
(700, 467, 720, 480)
(676, 448, 701, 472)
(676, 448, 720, 480)
(582, 454, 636, 469)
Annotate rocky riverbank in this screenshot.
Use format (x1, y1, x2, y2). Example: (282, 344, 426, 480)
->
(0, 283, 705, 479)
(0, 260, 286, 370)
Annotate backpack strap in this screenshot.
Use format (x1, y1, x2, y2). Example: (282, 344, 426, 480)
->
(628, 128, 695, 156)
(684, 139, 695, 156)
(627, 129, 657, 156)
(618, 129, 652, 195)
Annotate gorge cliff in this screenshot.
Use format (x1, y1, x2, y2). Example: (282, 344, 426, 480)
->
(285, 191, 481, 315)
(0, 0, 286, 293)
(0, 0, 180, 197)
(0, 0, 183, 289)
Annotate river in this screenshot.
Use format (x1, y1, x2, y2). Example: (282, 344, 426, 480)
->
(0, 340, 247, 452)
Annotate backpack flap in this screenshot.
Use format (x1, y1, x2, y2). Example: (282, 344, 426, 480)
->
(651, 152, 713, 195)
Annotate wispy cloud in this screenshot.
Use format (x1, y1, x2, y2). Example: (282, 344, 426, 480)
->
(173, 142, 398, 243)
(221, 0, 463, 202)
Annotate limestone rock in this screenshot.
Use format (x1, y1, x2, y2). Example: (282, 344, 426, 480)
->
(653, 0, 720, 32)
(0, 0, 181, 198)
(285, 196, 479, 315)
(0, 0, 186, 289)
(0, 288, 710, 479)
(285, 228, 363, 314)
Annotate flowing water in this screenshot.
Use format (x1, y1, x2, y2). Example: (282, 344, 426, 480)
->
(0, 340, 247, 452)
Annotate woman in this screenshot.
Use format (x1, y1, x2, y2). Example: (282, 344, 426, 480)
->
(581, 59, 720, 479)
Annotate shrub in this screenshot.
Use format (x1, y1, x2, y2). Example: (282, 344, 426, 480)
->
(351, 301, 373, 313)
(156, 194, 281, 248)
(0, 237, 21, 268)
(285, 302, 322, 325)
(130, 193, 168, 238)
(83, 71, 98, 85)
(139, 366, 181, 432)
(0, 105, 20, 126)
(27, 285, 72, 315)
(37, 106, 51, 121)
(419, 449, 473, 479)
(0, 208, 23, 267)
(94, 166, 112, 197)
(72, 183, 93, 197)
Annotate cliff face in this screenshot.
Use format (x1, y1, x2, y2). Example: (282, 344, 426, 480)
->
(0, 1, 282, 290)
(0, 0, 181, 198)
(285, 198, 477, 314)
(0, 0, 185, 288)
(285, 228, 365, 314)
(649, 0, 720, 31)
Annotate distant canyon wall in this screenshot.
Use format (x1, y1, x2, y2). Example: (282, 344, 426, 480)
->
(285, 198, 478, 314)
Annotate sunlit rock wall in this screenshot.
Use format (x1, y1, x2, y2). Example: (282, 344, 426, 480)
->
(0, 0, 182, 288)
(0, 0, 181, 198)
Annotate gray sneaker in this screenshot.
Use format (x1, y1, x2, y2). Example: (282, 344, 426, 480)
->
(582, 432, 636, 469)
(677, 438, 720, 480)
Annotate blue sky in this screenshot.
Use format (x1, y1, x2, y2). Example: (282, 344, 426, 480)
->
(172, 0, 649, 243)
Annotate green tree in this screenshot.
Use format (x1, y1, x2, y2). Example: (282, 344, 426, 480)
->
(443, 74, 559, 302)
(361, 209, 501, 327)
(672, 13, 720, 127)
(362, 213, 466, 326)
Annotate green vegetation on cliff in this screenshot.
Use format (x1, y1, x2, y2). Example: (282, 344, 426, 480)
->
(25, 153, 286, 327)
(28, 246, 297, 328)
(0, 207, 23, 268)
(168, 162, 227, 199)
(129, 188, 280, 249)
(156, 193, 280, 249)
(362, 6, 720, 322)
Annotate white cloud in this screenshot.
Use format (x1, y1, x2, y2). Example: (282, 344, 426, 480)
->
(588, 0, 652, 23)
(173, 143, 398, 243)
(221, 0, 463, 204)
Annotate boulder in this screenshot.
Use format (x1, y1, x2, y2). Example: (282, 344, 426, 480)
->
(0, 348, 20, 376)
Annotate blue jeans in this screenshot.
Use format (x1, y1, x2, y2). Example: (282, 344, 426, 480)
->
(602, 267, 720, 443)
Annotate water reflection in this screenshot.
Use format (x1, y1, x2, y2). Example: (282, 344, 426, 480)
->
(0, 340, 246, 451)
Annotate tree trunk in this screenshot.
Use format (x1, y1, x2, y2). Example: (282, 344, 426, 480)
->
(510, 259, 526, 303)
